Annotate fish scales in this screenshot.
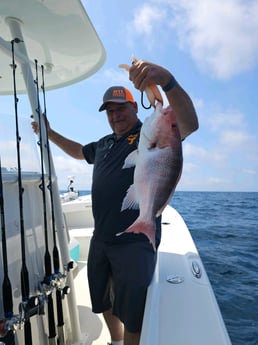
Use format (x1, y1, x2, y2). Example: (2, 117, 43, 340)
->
(118, 102, 183, 250)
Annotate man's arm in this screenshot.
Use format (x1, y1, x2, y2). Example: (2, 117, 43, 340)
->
(31, 116, 85, 160)
(163, 82, 198, 139)
(48, 129, 84, 159)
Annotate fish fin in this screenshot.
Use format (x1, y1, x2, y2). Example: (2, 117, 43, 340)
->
(117, 221, 156, 251)
(121, 185, 139, 211)
(122, 149, 138, 169)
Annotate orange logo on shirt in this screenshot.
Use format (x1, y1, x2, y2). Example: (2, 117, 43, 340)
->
(127, 134, 138, 145)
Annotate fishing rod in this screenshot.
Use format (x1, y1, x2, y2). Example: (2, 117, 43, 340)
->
(0, 157, 15, 345)
(41, 64, 66, 345)
(34, 60, 57, 345)
(11, 38, 33, 345)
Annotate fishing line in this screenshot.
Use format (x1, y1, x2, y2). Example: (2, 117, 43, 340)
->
(41, 64, 66, 345)
(0, 157, 15, 345)
(34, 59, 56, 345)
(11, 38, 33, 345)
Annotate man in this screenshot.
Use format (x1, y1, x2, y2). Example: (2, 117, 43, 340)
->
(32, 60, 198, 345)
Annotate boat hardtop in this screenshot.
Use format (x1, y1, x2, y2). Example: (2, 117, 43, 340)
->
(0, 0, 106, 95)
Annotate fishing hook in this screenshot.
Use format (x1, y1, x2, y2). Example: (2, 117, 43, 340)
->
(130, 59, 151, 110)
(141, 91, 152, 110)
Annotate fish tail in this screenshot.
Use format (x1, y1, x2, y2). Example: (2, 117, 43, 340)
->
(116, 221, 156, 251)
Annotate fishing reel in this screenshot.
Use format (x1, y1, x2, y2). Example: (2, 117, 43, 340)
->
(0, 316, 20, 337)
(40, 276, 55, 296)
(0, 294, 43, 340)
(51, 272, 70, 298)
(19, 295, 44, 322)
(40, 262, 72, 299)
(64, 260, 74, 272)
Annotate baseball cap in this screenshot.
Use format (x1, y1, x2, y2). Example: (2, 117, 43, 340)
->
(99, 86, 135, 111)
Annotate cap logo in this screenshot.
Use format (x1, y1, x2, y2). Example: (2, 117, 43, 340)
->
(127, 134, 138, 145)
(113, 89, 125, 98)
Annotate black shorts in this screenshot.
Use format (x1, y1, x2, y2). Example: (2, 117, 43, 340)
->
(87, 237, 157, 333)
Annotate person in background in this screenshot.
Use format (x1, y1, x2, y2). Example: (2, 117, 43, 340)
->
(31, 59, 198, 345)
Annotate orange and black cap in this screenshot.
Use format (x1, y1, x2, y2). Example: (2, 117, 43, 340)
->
(99, 86, 135, 112)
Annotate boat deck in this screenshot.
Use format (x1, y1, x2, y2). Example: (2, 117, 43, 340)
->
(74, 262, 110, 345)
(68, 204, 232, 345)
(68, 225, 109, 344)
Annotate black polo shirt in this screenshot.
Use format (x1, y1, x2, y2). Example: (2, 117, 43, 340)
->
(82, 120, 161, 245)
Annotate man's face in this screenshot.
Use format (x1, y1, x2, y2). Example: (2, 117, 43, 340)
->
(105, 102, 138, 137)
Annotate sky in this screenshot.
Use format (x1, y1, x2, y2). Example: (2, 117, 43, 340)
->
(1, 0, 258, 192)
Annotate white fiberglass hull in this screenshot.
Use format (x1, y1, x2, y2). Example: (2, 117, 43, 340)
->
(62, 194, 232, 345)
(141, 206, 232, 345)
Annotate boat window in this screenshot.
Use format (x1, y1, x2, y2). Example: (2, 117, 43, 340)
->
(0, 112, 41, 174)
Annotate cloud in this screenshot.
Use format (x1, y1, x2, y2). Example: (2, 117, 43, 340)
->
(54, 155, 93, 190)
(183, 142, 226, 164)
(206, 108, 256, 152)
(180, 99, 258, 191)
(208, 110, 245, 131)
(205, 109, 255, 150)
(170, 0, 258, 78)
(132, 4, 166, 36)
(182, 162, 198, 173)
(101, 68, 130, 85)
(242, 168, 256, 176)
(219, 130, 252, 148)
(130, 0, 258, 79)
(126, 3, 167, 49)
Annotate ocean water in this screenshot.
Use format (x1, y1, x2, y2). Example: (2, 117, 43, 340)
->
(170, 191, 258, 345)
(77, 190, 258, 344)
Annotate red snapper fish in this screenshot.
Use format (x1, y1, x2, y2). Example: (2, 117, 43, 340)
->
(117, 102, 183, 250)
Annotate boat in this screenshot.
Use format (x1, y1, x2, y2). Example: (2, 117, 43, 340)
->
(0, 0, 232, 344)
(62, 194, 232, 345)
